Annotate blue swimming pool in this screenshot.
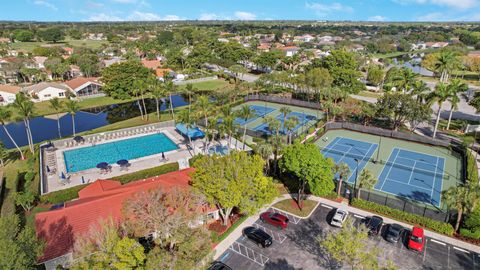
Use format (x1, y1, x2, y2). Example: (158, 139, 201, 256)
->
(63, 133, 179, 173)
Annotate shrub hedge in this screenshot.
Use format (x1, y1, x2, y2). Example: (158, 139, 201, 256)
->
(466, 150, 478, 184)
(351, 198, 454, 236)
(40, 162, 179, 204)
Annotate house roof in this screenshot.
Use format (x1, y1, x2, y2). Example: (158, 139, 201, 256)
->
(35, 168, 210, 263)
(65, 77, 101, 91)
(33, 56, 47, 65)
(24, 82, 70, 94)
(0, 84, 21, 94)
(141, 59, 161, 69)
(156, 68, 173, 78)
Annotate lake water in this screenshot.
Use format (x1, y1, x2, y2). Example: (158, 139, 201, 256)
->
(390, 56, 434, 77)
(0, 94, 188, 149)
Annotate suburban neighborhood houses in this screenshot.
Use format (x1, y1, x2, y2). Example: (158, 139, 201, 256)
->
(1, 2, 480, 270)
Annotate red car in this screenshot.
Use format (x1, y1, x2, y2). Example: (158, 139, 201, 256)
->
(408, 227, 425, 252)
(260, 211, 289, 229)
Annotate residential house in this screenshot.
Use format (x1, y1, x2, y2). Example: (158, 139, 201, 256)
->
(279, 46, 300, 57)
(65, 77, 103, 98)
(425, 42, 449, 49)
(156, 68, 174, 80)
(0, 37, 10, 43)
(141, 59, 162, 70)
(68, 65, 82, 78)
(257, 43, 271, 52)
(24, 82, 70, 101)
(101, 57, 124, 67)
(0, 57, 20, 83)
(63, 47, 74, 55)
(0, 85, 21, 105)
(33, 56, 48, 69)
(35, 168, 219, 270)
(349, 44, 365, 52)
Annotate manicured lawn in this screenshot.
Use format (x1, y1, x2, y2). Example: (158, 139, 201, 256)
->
(178, 79, 232, 91)
(356, 90, 382, 99)
(10, 38, 108, 52)
(273, 199, 318, 218)
(0, 152, 31, 216)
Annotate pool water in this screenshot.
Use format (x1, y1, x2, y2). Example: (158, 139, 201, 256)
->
(208, 145, 230, 155)
(63, 133, 179, 173)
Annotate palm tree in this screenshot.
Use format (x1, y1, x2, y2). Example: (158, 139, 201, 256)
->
(221, 115, 238, 150)
(279, 106, 292, 134)
(256, 142, 273, 174)
(164, 80, 176, 119)
(356, 169, 377, 199)
(49, 97, 63, 138)
(0, 107, 23, 160)
(195, 95, 211, 128)
(446, 79, 468, 130)
(183, 83, 196, 114)
(133, 79, 149, 121)
(442, 181, 480, 232)
(428, 83, 450, 138)
(65, 99, 80, 136)
(435, 51, 461, 83)
(392, 67, 418, 93)
(237, 105, 254, 150)
(0, 142, 6, 167)
(12, 93, 35, 153)
(149, 79, 166, 120)
(284, 117, 298, 144)
(410, 80, 430, 103)
(177, 109, 196, 155)
(334, 163, 351, 197)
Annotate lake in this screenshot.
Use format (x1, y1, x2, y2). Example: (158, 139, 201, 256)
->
(0, 94, 188, 149)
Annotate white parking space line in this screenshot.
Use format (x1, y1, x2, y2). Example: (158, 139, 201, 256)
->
(320, 203, 333, 209)
(423, 238, 428, 262)
(354, 214, 365, 219)
(430, 239, 446, 246)
(229, 241, 270, 266)
(270, 207, 301, 224)
(253, 222, 287, 243)
(453, 246, 470, 254)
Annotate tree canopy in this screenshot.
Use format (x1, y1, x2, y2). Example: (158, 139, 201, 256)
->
(101, 60, 153, 99)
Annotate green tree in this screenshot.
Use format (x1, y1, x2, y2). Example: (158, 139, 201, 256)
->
(356, 169, 378, 199)
(237, 105, 254, 150)
(13, 30, 34, 42)
(427, 83, 450, 138)
(255, 142, 273, 174)
(133, 79, 149, 121)
(318, 218, 385, 270)
(77, 53, 100, 77)
(442, 181, 480, 232)
(177, 109, 196, 154)
(229, 64, 247, 84)
(38, 28, 65, 43)
(0, 142, 6, 167)
(149, 79, 166, 120)
(435, 51, 461, 83)
(376, 92, 428, 131)
(12, 190, 35, 211)
(0, 107, 24, 159)
(279, 143, 335, 208)
(446, 79, 468, 130)
(305, 67, 333, 92)
(284, 117, 299, 144)
(49, 98, 63, 138)
(279, 106, 292, 133)
(192, 151, 277, 225)
(460, 206, 480, 239)
(12, 93, 35, 153)
(334, 163, 350, 197)
(164, 81, 176, 119)
(101, 60, 152, 99)
(366, 65, 384, 87)
(65, 99, 80, 136)
(0, 215, 44, 270)
(318, 50, 364, 94)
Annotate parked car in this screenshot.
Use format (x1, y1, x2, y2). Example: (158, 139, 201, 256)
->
(384, 223, 404, 243)
(366, 216, 384, 236)
(330, 208, 348, 227)
(260, 211, 289, 229)
(207, 261, 232, 270)
(408, 227, 425, 252)
(242, 226, 273, 248)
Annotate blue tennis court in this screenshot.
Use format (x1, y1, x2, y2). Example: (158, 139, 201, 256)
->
(252, 111, 316, 135)
(235, 105, 276, 125)
(321, 137, 378, 184)
(376, 148, 444, 207)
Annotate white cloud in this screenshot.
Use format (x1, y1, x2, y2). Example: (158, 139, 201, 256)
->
(162, 15, 183, 21)
(234, 11, 256, 20)
(87, 13, 122, 21)
(305, 2, 353, 17)
(86, 1, 105, 9)
(128, 11, 161, 20)
(199, 13, 218, 20)
(416, 12, 445, 21)
(394, 0, 477, 9)
(368, 15, 387, 21)
(34, 0, 58, 11)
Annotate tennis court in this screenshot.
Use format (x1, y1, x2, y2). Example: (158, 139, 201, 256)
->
(252, 111, 317, 135)
(234, 105, 276, 125)
(376, 148, 444, 207)
(321, 137, 378, 184)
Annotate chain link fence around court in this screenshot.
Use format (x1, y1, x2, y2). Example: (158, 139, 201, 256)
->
(245, 94, 322, 110)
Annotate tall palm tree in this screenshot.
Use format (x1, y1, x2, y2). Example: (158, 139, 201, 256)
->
(237, 105, 254, 150)
(284, 117, 298, 144)
(0, 107, 24, 159)
(195, 95, 211, 128)
(65, 99, 80, 136)
(256, 142, 273, 174)
(356, 169, 378, 199)
(49, 97, 63, 138)
(279, 106, 291, 134)
(221, 115, 238, 150)
(410, 80, 430, 103)
(164, 80, 176, 119)
(334, 163, 350, 197)
(183, 83, 196, 114)
(12, 93, 34, 153)
(392, 67, 418, 93)
(177, 109, 196, 155)
(428, 83, 450, 138)
(149, 79, 166, 120)
(133, 79, 149, 121)
(446, 79, 468, 130)
(435, 51, 461, 83)
(442, 181, 480, 232)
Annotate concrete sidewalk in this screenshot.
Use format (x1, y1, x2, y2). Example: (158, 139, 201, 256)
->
(213, 193, 480, 260)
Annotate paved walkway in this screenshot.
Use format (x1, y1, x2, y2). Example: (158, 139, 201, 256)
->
(213, 193, 480, 260)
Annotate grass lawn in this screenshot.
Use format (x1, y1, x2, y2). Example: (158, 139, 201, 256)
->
(356, 90, 382, 98)
(178, 79, 232, 91)
(10, 38, 109, 52)
(372, 48, 434, 59)
(0, 152, 30, 216)
(273, 199, 319, 218)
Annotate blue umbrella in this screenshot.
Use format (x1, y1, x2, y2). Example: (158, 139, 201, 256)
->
(96, 162, 109, 169)
(61, 171, 66, 179)
(116, 159, 129, 166)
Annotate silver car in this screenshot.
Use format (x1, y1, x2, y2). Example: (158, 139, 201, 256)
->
(331, 208, 348, 227)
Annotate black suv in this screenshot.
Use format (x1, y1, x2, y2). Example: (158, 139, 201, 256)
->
(384, 223, 404, 243)
(207, 261, 232, 270)
(366, 216, 384, 236)
(243, 226, 273, 247)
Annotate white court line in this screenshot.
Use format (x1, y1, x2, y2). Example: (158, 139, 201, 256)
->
(430, 156, 441, 201)
(354, 214, 365, 219)
(321, 204, 333, 209)
(453, 246, 470, 254)
(380, 149, 401, 190)
(430, 239, 446, 246)
(407, 161, 417, 185)
(383, 178, 432, 192)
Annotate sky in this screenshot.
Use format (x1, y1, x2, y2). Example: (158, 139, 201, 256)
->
(0, 0, 479, 22)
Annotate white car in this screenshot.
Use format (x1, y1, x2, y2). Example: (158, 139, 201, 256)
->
(330, 208, 348, 227)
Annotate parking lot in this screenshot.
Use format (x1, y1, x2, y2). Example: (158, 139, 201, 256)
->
(217, 204, 480, 270)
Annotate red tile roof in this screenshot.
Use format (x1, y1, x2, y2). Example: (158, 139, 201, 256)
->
(35, 168, 202, 263)
(64, 77, 100, 91)
(141, 59, 161, 69)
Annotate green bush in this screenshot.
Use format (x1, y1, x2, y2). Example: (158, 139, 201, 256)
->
(466, 150, 478, 184)
(210, 215, 248, 244)
(40, 163, 179, 204)
(351, 199, 454, 236)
